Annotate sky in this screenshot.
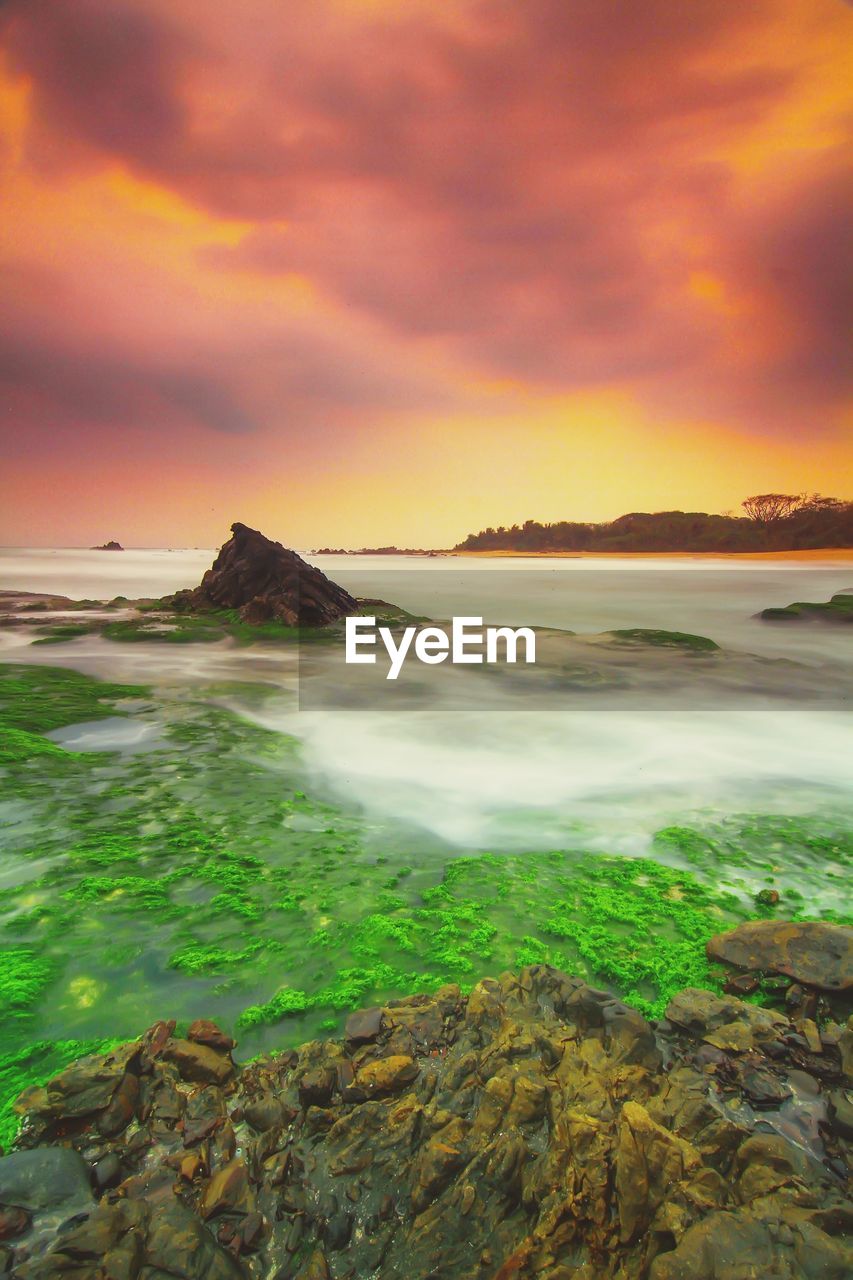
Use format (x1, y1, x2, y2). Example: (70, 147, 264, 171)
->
(0, 0, 851, 549)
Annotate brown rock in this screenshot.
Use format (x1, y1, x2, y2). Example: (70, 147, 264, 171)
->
(707, 920, 853, 992)
(0, 1205, 30, 1241)
(344, 1006, 384, 1044)
(200, 1158, 253, 1219)
(355, 1054, 419, 1097)
(187, 1019, 235, 1053)
(175, 522, 357, 626)
(162, 1039, 234, 1086)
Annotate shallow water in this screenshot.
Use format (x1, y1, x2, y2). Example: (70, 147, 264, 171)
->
(2, 549, 851, 850)
(0, 548, 850, 1119)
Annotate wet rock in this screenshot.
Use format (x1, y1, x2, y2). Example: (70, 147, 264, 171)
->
(96, 1069, 140, 1137)
(188, 1019, 236, 1053)
(162, 1038, 235, 1086)
(723, 973, 760, 996)
(17, 1042, 139, 1130)
(354, 1054, 419, 1097)
(827, 1089, 853, 1140)
(242, 1093, 286, 1133)
(736, 1062, 792, 1108)
(298, 1067, 336, 1108)
(707, 920, 853, 992)
(649, 1210, 851, 1280)
(344, 1006, 384, 1045)
(666, 988, 786, 1050)
(91, 1152, 122, 1193)
(0, 1206, 30, 1241)
(174, 523, 356, 626)
(0, 1148, 92, 1216)
(8, 966, 853, 1279)
(200, 1158, 254, 1219)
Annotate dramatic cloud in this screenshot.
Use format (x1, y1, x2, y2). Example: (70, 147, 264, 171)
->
(0, 0, 850, 544)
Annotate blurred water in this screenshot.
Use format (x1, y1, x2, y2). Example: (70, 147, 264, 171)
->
(1, 548, 850, 850)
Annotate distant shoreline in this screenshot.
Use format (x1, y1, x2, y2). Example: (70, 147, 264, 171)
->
(448, 548, 853, 562)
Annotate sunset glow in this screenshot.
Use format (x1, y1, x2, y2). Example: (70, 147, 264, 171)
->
(1, 0, 851, 547)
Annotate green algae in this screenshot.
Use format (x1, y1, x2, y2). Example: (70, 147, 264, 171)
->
(1, 658, 851, 1152)
(0, 1037, 119, 1153)
(0, 948, 55, 1022)
(760, 592, 853, 624)
(0, 665, 146, 736)
(605, 629, 720, 651)
(32, 623, 98, 644)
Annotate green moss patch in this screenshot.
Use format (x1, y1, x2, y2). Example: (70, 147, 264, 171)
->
(604, 629, 720, 651)
(760, 592, 853, 624)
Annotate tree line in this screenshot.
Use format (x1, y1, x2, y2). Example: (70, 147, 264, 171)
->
(455, 494, 853, 552)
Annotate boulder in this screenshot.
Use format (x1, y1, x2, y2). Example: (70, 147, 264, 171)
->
(707, 920, 853, 992)
(176, 522, 356, 625)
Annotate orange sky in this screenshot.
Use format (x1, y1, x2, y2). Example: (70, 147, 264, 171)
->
(1, 0, 851, 548)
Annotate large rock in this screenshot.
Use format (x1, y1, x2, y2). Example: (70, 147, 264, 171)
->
(707, 920, 853, 992)
(0, 1147, 92, 1215)
(177, 522, 356, 626)
(7, 966, 853, 1278)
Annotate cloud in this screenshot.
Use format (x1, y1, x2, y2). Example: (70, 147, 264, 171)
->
(1, 0, 850, 457)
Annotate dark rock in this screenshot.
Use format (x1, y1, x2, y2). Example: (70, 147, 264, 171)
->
(175, 523, 357, 626)
(162, 1038, 235, 1086)
(344, 1006, 384, 1044)
(0, 1148, 92, 1216)
(827, 1089, 853, 1140)
(188, 1019, 235, 1053)
(724, 973, 760, 996)
(665, 988, 786, 1050)
(298, 1068, 336, 1108)
(736, 1062, 792, 1107)
(9, 967, 853, 1279)
(242, 1093, 286, 1133)
(90, 541, 123, 551)
(200, 1158, 253, 1219)
(91, 1152, 122, 1193)
(707, 920, 853, 992)
(96, 1069, 139, 1136)
(0, 1206, 30, 1241)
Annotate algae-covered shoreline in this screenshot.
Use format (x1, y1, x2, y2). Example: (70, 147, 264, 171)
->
(2, 660, 851, 1156)
(1, 541, 851, 1277)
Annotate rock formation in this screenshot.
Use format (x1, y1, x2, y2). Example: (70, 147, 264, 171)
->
(175, 523, 357, 626)
(707, 921, 853, 993)
(90, 541, 123, 552)
(2, 966, 851, 1279)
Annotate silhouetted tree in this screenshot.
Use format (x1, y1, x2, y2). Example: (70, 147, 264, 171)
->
(742, 494, 804, 525)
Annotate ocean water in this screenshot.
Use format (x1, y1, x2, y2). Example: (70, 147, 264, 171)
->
(1, 547, 851, 1063)
(2, 547, 851, 847)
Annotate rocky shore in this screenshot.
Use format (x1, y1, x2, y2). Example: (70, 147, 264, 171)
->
(1, 963, 850, 1279)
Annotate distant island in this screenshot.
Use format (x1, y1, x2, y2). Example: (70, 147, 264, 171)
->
(455, 493, 853, 553)
(90, 540, 124, 551)
(312, 546, 447, 556)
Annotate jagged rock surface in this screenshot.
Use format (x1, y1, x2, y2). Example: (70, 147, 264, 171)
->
(707, 921, 853, 993)
(175, 523, 357, 626)
(3, 968, 852, 1279)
